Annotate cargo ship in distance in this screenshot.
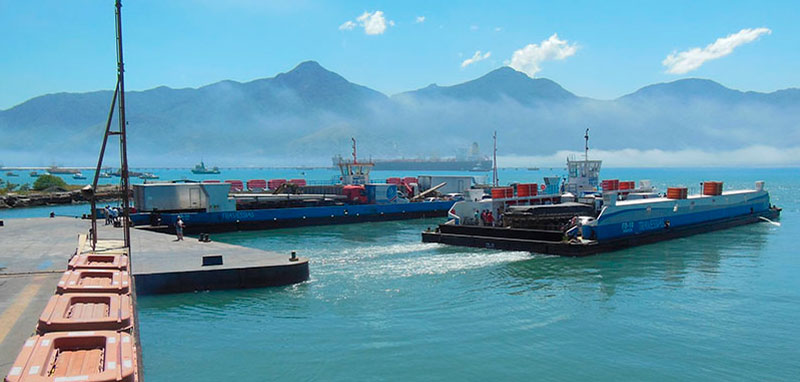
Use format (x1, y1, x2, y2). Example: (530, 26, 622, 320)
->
(333, 142, 492, 172)
(422, 132, 781, 256)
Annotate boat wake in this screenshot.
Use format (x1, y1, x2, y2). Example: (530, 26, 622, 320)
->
(759, 216, 781, 226)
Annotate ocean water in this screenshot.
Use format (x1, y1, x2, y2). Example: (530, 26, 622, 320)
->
(3, 168, 799, 380)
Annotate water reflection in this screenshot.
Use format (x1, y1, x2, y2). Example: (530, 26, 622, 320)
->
(497, 223, 771, 299)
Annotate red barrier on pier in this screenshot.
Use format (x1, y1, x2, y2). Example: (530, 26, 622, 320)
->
(225, 180, 244, 192)
(247, 179, 268, 191)
(267, 179, 286, 190)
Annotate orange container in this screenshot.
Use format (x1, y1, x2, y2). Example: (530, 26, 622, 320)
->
(703, 181, 723, 196)
(37, 293, 132, 333)
(516, 184, 530, 197)
(491, 188, 509, 199)
(57, 270, 130, 294)
(68, 254, 129, 271)
(386, 177, 402, 184)
(602, 179, 619, 191)
(619, 181, 635, 190)
(288, 179, 307, 187)
(5, 331, 135, 382)
(402, 177, 418, 184)
(529, 183, 539, 196)
(666, 187, 688, 199)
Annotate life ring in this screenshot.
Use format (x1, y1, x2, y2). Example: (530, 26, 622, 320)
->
(541, 184, 546, 191)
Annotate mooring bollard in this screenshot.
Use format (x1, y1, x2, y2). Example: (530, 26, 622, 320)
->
(290, 251, 298, 262)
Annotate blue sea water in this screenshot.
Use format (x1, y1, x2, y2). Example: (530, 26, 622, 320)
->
(3, 167, 798, 380)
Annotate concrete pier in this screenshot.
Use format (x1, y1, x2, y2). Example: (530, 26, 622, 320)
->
(0, 216, 310, 377)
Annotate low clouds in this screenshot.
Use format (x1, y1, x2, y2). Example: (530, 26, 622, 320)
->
(415, 16, 425, 24)
(509, 33, 578, 78)
(461, 51, 491, 68)
(663, 28, 771, 74)
(340, 11, 394, 35)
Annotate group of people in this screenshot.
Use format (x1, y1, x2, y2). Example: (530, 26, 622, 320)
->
(474, 209, 503, 227)
(103, 205, 122, 226)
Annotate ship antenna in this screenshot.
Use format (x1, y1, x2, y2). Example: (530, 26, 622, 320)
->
(492, 131, 498, 187)
(352, 137, 357, 164)
(584, 128, 589, 161)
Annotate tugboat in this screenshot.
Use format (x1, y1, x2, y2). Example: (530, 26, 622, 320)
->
(422, 130, 782, 256)
(191, 161, 220, 174)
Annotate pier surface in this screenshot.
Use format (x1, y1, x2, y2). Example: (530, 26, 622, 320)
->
(0, 216, 309, 377)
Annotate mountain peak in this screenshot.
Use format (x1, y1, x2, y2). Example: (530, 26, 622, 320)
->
(622, 78, 742, 101)
(398, 66, 576, 103)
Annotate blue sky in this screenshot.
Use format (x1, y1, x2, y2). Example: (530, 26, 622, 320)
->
(1, 0, 797, 110)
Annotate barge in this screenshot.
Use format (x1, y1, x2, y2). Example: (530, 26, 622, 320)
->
(422, 134, 781, 256)
(124, 144, 464, 234)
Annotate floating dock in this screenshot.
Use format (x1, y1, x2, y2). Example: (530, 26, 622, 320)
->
(0, 217, 309, 377)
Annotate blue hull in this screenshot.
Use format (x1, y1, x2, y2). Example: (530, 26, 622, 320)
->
(131, 200, 455, 233)
(584, 193, 771, 241)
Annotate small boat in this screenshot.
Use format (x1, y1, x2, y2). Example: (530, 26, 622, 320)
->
(139, 172, 159, 180)
(191, 161, 221, 174)
(6, 171, 18, 177)
(98, 171, 112, 178)
(72, 172, 87, 180)
(29, 171, 40, 177)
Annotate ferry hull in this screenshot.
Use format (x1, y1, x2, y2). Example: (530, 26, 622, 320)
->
(422, 208, 780, 256)
(132, 200, 455, 234)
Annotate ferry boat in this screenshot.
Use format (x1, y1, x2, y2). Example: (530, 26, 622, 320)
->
(191, 161, 220, 174)
(422, 132, 781, 256)
(123, 140, 461, 234)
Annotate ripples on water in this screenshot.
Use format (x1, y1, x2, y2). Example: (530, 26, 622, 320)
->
(126, 169, 800, 380)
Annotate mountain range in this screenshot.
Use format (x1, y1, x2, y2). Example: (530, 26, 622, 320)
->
(1, 60, 798, 166)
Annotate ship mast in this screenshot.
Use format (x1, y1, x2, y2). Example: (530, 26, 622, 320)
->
(351, 137, 357, 164)
(492, 131, 498, 187)
(584, 128, 589, 162)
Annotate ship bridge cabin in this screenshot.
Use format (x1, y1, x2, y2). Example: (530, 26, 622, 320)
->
(565, 158, 602, 195)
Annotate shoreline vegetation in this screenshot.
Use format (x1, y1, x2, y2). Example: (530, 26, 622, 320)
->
(0, 184, 123, 209)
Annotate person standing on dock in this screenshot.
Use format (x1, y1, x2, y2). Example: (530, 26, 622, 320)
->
(175, 216, 185, 241)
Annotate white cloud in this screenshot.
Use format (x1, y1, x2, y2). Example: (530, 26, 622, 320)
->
(356, 10, 392, 35)
(338, 20, 356, 31)
(663, 27, 771, 74)
(470, 25, 479, 31)
(461, 51, 491, 68)
(416, 16, 425, 23)
(494, 27, 502, 32)
(509, 33, 578, 77)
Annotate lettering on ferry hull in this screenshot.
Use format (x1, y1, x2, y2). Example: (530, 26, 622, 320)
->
(221, 211, 256, 220)
(637, 218, 665, 232)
